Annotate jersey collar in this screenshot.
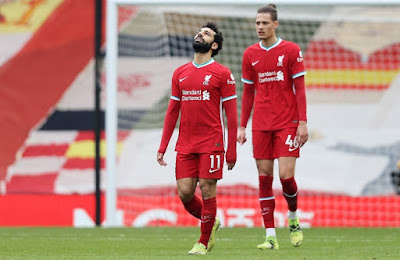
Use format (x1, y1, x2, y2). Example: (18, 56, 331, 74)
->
(192, 58, 215, 68)
(259, 37, 282, 51)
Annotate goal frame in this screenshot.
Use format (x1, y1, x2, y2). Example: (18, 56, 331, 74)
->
(105, 0, 400, 227)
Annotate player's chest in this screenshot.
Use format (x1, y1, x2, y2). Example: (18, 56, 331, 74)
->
(251, 51, 289, 72)
(178, 70, 220, 91)
(250, 51, 290, 84)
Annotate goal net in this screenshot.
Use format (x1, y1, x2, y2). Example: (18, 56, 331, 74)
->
(105, 0, 400, 227)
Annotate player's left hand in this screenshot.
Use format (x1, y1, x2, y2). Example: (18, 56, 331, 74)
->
(296, 121, 308, 147)
(237, 127, 247, 145)
(227, 162, 235, 170)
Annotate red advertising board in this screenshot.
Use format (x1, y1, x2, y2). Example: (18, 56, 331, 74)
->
(1, 194, 399, 227)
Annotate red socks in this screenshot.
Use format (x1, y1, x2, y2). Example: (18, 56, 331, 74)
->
(182, 195, 203, 219)
(281, 177, 298, 212)
(259, 175, 275, 228)
(183, 196, 216, 247)
(198, 197, 216, 246)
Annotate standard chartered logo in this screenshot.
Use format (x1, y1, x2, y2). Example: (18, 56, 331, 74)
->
(182, 90, 201, 95)
(277, 71, 284, 81)
(258, 70, 284, 83)
(181, 89, 210, 101)
(202, 90, 210, 100)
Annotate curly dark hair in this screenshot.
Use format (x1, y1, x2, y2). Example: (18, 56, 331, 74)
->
(203, 21, 223, 57)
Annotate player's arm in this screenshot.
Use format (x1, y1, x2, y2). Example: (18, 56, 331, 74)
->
(291, 45, 308, 147)
(223, 98, 238, 170)
(239, 51, 255, 145)
(220, 68, 238, 170)
(158, 70, 181, 166)
(293, 75, 308, 147)
(238, 82, 255, 145)
(157, 98, 180, 166)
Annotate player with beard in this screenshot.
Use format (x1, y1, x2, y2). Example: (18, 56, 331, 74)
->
(157, 21, 238, 255)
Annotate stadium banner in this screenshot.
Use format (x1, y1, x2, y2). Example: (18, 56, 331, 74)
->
(0, 194, 104, 226)
(0, 194, 399, 227)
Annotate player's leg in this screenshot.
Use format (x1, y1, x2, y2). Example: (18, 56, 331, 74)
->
(188, 178, 217, 255)
(253, 131, 279, 250)
(276, 128, 303, 247)
(256, 159, 279, 249)
(188, 152, 221, 255)
(177, 178, 202, 218)
(278, 157, 297, 211)
(278, 157, 303, 246)
(176, 153, 202, 219)
(176, 153, 206, 255)
(197, 152, 223, 253)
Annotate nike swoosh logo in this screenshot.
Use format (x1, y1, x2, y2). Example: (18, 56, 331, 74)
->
(252, 60, 259, 66)
(209, 168, 220, 173)
(288, 147, 299, 152)
(179, 77, 187, 82)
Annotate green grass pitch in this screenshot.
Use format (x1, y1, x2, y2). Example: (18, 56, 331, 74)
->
(0, 227, 398, 259)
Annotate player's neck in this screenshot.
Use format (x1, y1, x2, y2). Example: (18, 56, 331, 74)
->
(261, 35, 278, 48)
(193, 52, 213, 65)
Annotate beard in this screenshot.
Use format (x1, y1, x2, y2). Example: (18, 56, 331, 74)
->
(192, 39, 213, 54)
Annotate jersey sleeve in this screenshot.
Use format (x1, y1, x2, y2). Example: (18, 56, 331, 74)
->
(240, 83, 255, 128)
(170, 69, 181, 101)
(223, 98, 237, 164)
(290, 45, 307, 122)
(158, 99, 180, 154)
(241, 49, 254, 84)
(158, 70, 181, 153)
(220, 67, 237, 164)
(220, 67, 237, 102)
(290, 44, 306, 79)
(294, 76, 307, 122)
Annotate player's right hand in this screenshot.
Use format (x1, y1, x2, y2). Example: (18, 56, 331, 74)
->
(237, 127, 247, 145)
(157, 152, 167, 166)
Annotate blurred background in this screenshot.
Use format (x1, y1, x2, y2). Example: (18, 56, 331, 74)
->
(0, 0, 399, 227)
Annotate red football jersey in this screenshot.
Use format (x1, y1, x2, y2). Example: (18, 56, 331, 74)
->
(241, 38, 306, 130)
(170, 58, 237, 153)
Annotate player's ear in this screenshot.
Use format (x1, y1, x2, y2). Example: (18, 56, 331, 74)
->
(274, 20, 279, 29)
(211, 42, 218, 50)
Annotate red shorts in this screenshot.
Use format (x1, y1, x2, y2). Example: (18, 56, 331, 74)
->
(252, 128, 300, 160)
(175, 151, 224, 180)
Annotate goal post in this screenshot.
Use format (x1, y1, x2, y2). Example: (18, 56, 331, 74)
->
(105, 0, 400, 227)
(105, 0, 285, 227)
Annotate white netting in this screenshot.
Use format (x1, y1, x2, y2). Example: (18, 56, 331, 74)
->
(108, 3, 400, 227)
(114, 4, 400, 129)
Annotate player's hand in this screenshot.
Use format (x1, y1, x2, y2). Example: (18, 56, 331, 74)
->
(296, 121, 308, 147)
(237, 127, 247, 145)
(157, 152, 167, 166)
(227, 162, 236, 170)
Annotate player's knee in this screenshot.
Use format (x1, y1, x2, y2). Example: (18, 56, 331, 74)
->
(256, 160, 273, 175)
(257, 167, 273, 176)
(177, 187, 195, 202)
(199, 180, 216, 199)
(279, 167, 295, 179)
